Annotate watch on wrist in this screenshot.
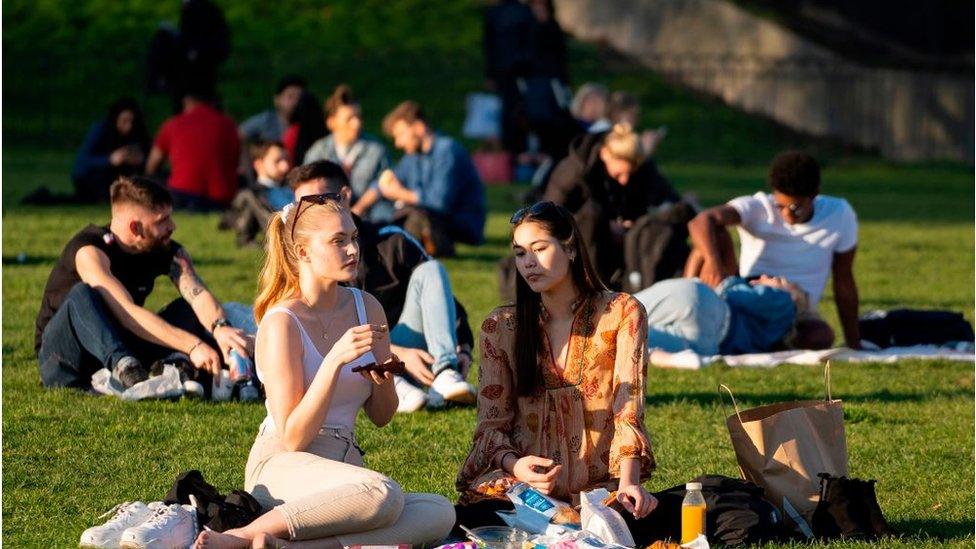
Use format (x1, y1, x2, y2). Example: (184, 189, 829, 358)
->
(211, 317, 232, 333)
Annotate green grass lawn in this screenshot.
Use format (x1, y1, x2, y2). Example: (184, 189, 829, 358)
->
(3, 1, 974, 545)
(2, 149, 973, 547)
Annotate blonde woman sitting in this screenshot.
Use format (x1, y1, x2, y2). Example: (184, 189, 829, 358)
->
(195, 194, 454, 548)
(543, 123, 690, 289)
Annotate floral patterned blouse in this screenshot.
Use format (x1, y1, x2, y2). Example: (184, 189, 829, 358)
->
(456, 291, 655, 504)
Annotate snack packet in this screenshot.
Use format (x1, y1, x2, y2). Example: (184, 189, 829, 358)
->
(579, 488, 635, 547)
(500, 483, 581, 535)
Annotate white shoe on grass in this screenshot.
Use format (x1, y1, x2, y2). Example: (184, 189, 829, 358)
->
(430, 368, 476, 404)
(79, 501, 161, 548)
(394, 375, 427, 413)
(119, 503, 197, 548)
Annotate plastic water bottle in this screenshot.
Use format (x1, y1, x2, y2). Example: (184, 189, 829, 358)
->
(681, 482, 707, 544)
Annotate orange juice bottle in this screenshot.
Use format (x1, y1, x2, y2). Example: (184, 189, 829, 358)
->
(681, 482, 707, 544)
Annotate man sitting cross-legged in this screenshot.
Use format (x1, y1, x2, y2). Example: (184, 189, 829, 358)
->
(35, 176, 252, 392)
(685, 150, 861, 348)
(289, 161, 477, 411)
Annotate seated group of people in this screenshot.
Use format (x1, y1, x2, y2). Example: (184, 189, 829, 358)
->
(40, 77, 488, 261)
(232, 81, 487, 259)
(45, 143, 860, 546)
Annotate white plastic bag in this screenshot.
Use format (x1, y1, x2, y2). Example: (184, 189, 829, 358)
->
(91, 365, 184, 401)
(580, 489, 635, 547)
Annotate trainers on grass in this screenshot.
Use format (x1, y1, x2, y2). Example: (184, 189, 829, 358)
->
(119, 503, 198, 549)
(393, 375, 427, 413)
(430, 368, 476, 404)
(79, 501, 161, 548)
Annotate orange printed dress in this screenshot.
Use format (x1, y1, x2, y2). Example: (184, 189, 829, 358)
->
(456, 291, 655, 504)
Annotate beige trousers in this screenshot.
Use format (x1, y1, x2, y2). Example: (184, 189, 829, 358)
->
(245, 424, 455, 544)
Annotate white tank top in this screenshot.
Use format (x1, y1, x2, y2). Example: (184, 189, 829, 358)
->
(257, 287, 375, 432)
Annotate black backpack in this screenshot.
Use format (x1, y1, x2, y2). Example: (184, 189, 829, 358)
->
(619, 202, 695, 293)
(812, 473, 896, 540)
(859, 309, 974, 348)
(633, 475, 791, 546)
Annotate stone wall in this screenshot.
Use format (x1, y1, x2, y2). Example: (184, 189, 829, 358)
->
(555, 0, 974, 161)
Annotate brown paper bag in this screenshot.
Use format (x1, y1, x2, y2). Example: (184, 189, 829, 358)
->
(722, 363, 848, 536)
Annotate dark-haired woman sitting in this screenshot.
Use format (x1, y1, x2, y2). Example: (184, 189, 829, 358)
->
(72, 98, 151, 202)
(454, 201, 661, 542)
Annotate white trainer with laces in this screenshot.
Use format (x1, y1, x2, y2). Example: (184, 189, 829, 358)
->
(79, 501, 162, 548)
(393, 375, 427, 413)
(119, 503, 198, 549)
(430, 368, 476, 404)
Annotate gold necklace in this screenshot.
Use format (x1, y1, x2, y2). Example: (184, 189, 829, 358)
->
(303, 292, 341, 340)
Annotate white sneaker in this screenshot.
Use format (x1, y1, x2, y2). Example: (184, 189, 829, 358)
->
(393, 375, 427, 413)
(430, 368, 476, 404)
(119, 503, 198, 549)
(425, 387, 446, 410)
(79, 501, 161, 548)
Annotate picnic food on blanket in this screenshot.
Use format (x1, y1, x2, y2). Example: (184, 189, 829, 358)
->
(580, 488, 636, 546)
(644, 542, 682, 549)
(350, 354, 407, 376)
(500, 483, 582, 535)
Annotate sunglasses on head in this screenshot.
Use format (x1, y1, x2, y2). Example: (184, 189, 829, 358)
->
(291, 192, 342, 241)
(510, 201, 562, 224)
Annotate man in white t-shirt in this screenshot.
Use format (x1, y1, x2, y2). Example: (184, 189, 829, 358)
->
(685, 151, 861, 348)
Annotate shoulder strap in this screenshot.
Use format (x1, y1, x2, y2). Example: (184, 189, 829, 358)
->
(264, 307, 315, 348)
(349, 288, 368, 325)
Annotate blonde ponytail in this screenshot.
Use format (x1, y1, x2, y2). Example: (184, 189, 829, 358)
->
(254, 211, 300, 323)
(603, 122, 645, 166)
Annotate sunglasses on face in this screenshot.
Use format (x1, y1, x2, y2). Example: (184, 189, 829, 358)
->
(291, 192, 342, 241)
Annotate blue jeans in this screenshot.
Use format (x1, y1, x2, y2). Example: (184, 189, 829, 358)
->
(390, 260, 459, 376)
(633, 278, 730, 356)
(37, 283, 217, 388)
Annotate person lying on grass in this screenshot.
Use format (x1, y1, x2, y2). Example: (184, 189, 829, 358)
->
(453, 201, 666, 545)
(35, 175, 251, 392)
(634, 275, 836, 365)
(685, 150, 861, 348)
(194, 194, 454, 548)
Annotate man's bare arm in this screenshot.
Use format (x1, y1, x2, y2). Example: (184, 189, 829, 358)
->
(832, 247, 861, 349)
(170, 248, 251, 359)
(76, 245, 198, 353)
(687, 205, 741, 285)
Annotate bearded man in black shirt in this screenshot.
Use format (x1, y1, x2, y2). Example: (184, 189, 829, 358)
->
(35, 176, 251, 390)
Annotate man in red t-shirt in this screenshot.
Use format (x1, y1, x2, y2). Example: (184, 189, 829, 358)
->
(147, 91, 240, 210)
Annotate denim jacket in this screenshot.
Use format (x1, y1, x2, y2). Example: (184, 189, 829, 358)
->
(717, 276, 796, 354)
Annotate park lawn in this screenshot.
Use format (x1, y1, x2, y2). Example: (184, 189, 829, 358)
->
(2, 149, 973, 547)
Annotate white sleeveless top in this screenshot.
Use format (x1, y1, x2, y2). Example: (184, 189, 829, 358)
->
(257, 287, 375, 432)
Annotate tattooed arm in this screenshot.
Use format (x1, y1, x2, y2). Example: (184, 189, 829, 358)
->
(169, 248, 252, 360)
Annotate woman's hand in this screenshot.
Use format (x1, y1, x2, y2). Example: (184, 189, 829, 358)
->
(359, 368, 394, 385)
(616, 483, 657, 519)
(512, 455, 562, 495)
(324, 324, 387, 371)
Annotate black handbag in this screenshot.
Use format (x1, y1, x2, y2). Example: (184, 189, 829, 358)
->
(812, 473, 896, 540)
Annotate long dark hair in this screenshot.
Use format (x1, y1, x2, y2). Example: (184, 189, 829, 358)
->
(100, 97, 150, 154)
(290, 90, 327, 163)
(511, 201, 606, 396)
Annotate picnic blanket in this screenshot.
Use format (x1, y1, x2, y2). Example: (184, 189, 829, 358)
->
(652, 344, 975, 370)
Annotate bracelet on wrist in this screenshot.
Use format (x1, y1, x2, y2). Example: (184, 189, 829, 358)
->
(187, 340, 204, 355)
(211, 317, 231, 333)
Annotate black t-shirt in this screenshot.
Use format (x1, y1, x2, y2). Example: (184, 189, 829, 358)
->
(35, 224, 181, 352)
(351, 216, 474, 349)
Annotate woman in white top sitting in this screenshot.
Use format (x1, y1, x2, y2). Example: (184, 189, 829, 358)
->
(195, 194, 455, 548)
